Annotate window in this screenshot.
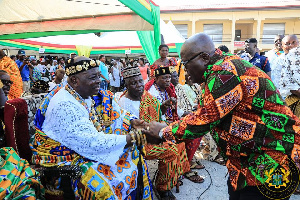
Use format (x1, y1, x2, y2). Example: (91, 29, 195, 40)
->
(262, 23, 285, 44)
(174, 24, 188, 39)
(235, 30, 241, 41)
(204, 24, 223, 43)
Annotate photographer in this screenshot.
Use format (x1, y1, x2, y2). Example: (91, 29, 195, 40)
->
(16, 50, 32, 93)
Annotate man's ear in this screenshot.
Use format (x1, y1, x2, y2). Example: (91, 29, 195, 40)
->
(69, 75, 78, 86)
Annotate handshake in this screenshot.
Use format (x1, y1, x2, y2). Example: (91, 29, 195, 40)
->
(129, 119, 168, 145)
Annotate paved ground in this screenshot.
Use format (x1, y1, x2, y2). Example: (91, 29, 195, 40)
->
(147, 159, 299, 200)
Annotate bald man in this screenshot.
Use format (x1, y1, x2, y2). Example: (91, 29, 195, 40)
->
(148, 33, 300, 200)
(48, 68, 65, 91)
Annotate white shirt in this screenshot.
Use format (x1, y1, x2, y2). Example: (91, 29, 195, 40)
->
(42, 88, 127, 166)
(279, 47, 300, 98)
(272, 53, 287, 90)
(265, 49, 281, 82)
(118, 96, 140, 118)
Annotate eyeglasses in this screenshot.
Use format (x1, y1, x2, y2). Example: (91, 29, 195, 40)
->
(1, 80, 13, 85)
(181, 52, 211, 67)
(274, 39, 282, 44)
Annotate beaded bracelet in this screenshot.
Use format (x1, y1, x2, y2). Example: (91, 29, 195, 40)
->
(130, 131, 136, 151)
(136, 132, 141, 146)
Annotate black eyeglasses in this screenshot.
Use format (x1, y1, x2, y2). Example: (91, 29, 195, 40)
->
(274, 39, 282, 44)
(181, 52, 211, 66)
(1, 80, 13, 85)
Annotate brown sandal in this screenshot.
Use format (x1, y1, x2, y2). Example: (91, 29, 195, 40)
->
(184, 171, 204, 183)
(190, 160, 205, 169)
(214, 157, 226, 166)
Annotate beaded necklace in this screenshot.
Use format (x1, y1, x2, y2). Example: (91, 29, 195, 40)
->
(154, 83, 173, 119)
(65, 84, 102, 132)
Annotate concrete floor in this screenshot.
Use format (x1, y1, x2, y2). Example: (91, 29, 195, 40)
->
(147, 159, 299, 200)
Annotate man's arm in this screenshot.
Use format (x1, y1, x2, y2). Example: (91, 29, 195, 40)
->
(100, 74, 109, 83)
(263, 57, 271, 78)
(162, 71, 243, 141)
(18, 61, 27, 72)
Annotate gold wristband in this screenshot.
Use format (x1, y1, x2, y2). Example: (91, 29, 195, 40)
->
(136, 132, 141, 146)
(130, 132, 136, 150)
(0, 80, 3, 89)
(142, 134, 147, 145)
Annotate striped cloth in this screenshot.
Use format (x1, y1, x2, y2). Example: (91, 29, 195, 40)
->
(0, 147, 44, 199)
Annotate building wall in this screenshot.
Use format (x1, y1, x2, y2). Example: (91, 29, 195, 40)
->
(161, 9, 300, 52)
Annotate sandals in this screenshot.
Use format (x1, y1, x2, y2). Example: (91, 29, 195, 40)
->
(190, 160, 205, 169)
(214, 157, 226, 166)
(184, 170, 204, 183)
(156, 190, 177, 200)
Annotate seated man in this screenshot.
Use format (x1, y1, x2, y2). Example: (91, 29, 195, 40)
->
(30, 56, 156, 199)
(0, 73, 44, 199)
(118, 66, 191, 199)
(145, 65, 204, 173)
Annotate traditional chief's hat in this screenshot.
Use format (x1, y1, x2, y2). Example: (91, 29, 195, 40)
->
(150, 65, 171, 78)
(122, 64, 141, 79)
(65, 56, 98, 76)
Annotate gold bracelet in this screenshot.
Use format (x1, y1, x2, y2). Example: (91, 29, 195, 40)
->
(136, 132, 141, 146)
(142, 134, 147, 145)
(0, 80, 3, 89)
(130, 131, 136, 151)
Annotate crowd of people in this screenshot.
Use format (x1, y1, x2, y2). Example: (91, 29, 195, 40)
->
(0, 32, 300, 200)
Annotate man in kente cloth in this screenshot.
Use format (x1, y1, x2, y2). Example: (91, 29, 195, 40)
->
(145, 64, 205, 184)
(118, 65, 190, 200)
(147, 33, 300, 200)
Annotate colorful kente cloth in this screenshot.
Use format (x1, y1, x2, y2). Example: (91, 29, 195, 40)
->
(0, 56, 23, 99)
(162, 49, 300, 191)
(30, 84, 153, 200)
(118, 91, 190, 191)
(0, 147, 44, 199)
(145, 80, 201, 162)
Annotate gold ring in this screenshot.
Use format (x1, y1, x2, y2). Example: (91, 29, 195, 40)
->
(146, 126, 150, 131)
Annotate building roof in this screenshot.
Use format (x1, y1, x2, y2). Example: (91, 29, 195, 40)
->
(156, 0, 300, 12)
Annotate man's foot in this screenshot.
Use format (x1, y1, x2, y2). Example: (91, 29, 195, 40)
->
(214, 157, 225, 166)
(184, 170, 204, 183)
(190, 160, 205, 169)
(156, 190, 177, 200)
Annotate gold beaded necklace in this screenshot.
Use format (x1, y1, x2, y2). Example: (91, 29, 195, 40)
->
(65, 84, 102, 132)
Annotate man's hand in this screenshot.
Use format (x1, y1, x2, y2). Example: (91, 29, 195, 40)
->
(149, 121, 167, 136)
(106, 79, 110, 83)
(161, 97, 177, 114)
(131, 119, 147, 129)
(291, 89, 300, 98)
(142, 121, 168, 144)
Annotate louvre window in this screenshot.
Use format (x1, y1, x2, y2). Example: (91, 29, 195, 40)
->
(262, 23, 285, 44)
(204, 24, 223, 43)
